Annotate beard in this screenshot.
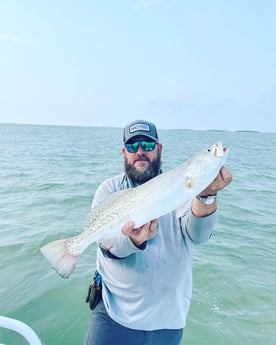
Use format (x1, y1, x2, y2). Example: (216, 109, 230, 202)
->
(124, 150, 162, 185)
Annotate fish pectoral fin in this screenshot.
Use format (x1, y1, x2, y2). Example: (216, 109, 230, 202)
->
(185, 173, 195, 190)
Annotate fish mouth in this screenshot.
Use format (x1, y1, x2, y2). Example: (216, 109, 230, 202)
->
(214, 142, 226, 157)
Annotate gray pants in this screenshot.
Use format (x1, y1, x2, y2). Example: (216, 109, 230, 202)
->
(84, 300, 183, 345)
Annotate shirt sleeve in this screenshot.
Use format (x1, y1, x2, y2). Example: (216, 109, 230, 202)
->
(99, 234, 146, 259)
(181, 207, 218, 244)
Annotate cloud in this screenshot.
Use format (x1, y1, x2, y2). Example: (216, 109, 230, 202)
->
(0, 33, 28, 45)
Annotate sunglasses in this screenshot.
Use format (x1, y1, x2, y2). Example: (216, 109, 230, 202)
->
(125, 140, 157, 153)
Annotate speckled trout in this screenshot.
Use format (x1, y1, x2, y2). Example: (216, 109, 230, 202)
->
(41, 142, 228, 278)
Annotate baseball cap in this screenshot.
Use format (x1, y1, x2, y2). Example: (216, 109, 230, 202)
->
(123, 120, 159, 144)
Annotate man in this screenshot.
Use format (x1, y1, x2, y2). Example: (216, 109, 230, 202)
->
(84, 120, 232, 345)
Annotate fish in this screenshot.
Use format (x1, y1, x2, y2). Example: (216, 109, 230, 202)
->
(40, 142, 228, 279)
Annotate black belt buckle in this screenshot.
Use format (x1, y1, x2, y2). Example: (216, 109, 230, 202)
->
(85, 270, 102, 310)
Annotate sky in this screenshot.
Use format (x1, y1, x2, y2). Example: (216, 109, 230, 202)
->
(0, 0, 275, 132)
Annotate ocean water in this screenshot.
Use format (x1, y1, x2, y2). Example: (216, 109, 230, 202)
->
(0, 123, 275, 345)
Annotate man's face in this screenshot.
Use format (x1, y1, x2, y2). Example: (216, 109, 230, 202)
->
(122, 136, 163, 184)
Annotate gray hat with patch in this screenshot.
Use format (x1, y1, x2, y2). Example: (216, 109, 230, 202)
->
(123, 120, 159, 144)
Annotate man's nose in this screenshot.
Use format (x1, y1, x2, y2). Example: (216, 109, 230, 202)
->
(136, 145, 146, 153)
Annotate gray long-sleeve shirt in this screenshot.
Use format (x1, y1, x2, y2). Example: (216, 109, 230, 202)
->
(93, 172, 217, 330)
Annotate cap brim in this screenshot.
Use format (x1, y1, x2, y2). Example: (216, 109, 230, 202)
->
(124, 133, 158, 144)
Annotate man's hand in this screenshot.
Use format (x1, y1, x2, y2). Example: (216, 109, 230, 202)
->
(193, 165, 232, 217)
(200, 166, 232, 196)
(122, 219, 159, 247)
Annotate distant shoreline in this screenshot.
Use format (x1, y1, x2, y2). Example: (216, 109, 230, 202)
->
(0, 122, 274, 134)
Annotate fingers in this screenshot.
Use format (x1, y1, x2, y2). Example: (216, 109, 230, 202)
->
(151, 218, 159, 227)
(200, 166, 232, 195)
(122, 219, 159, 244)
(215, 166, 232, 190)
(122, 221, 135, 236)
(148, 218, 159, 234)
(219, 166, 232, 185)
(214, 166, 232, 190)
(146, 219, 159, 239)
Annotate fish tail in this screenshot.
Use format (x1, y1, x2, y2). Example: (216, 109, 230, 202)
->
(40, 236, 82, 279)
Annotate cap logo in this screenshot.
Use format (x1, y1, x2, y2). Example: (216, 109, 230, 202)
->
(129, 123, 150, 133)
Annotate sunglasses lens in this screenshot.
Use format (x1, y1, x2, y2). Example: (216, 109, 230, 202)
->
(141, 141, 156, 151)
(125, 141, 156, 153)
(125, 142, 139, 153)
